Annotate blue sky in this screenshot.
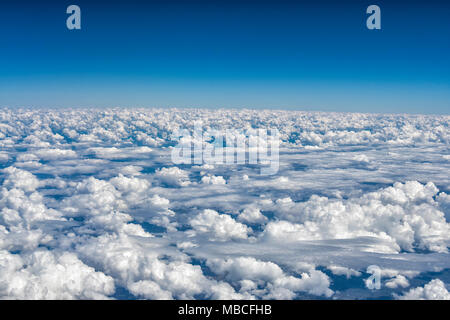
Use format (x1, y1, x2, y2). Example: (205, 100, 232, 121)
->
(0, 0, 449, 113)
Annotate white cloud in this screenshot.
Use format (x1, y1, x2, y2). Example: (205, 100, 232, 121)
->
(262, 181, 449, 253)
(395, 279, 450, 300)
(75, 233, 243, 299)
(0, 250, 114, 299)
(0, 152, 8, 163)
(206, 257, 333, 298)
(207, 257, 284, 282)
(201, 175, 226, 185)
(2, 167, 40, 192)
(88, 147, 152, 160)
(385, 275, 409, 289)
(189, 210, 250, 241)
(128, 280, 173, 300)
(352, 154, 370, 163)
(155, 167, 191, 187)
(0, 108, 449, 300)
(34, 149, 77, 161)
(237, 207, 268, 224)
(328, 265, 362, 279)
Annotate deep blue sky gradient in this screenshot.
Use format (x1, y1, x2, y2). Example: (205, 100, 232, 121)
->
(0, 0, 449, 113)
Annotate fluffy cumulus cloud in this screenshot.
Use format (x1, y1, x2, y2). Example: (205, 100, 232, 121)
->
(0, 108, 449, 300)
(395, 279, 450, 300)
(206, 257, 333, 299)
(201, 175, 226, 185)
(237, 206, 268, 224)
(34, 148, 77, 161)
(74, 233, 246, 300)
(0, 250, 114, 299)
(188, 209, 250, 241)
(385, 275, 410, 289)
(262, 181, 450, 253)
(2, 166, 40, 192)
(154, 167, 191, 187)
(327, 266, 362, 279)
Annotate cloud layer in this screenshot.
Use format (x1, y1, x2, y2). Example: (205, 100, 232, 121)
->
(0, 108, 449, 299)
